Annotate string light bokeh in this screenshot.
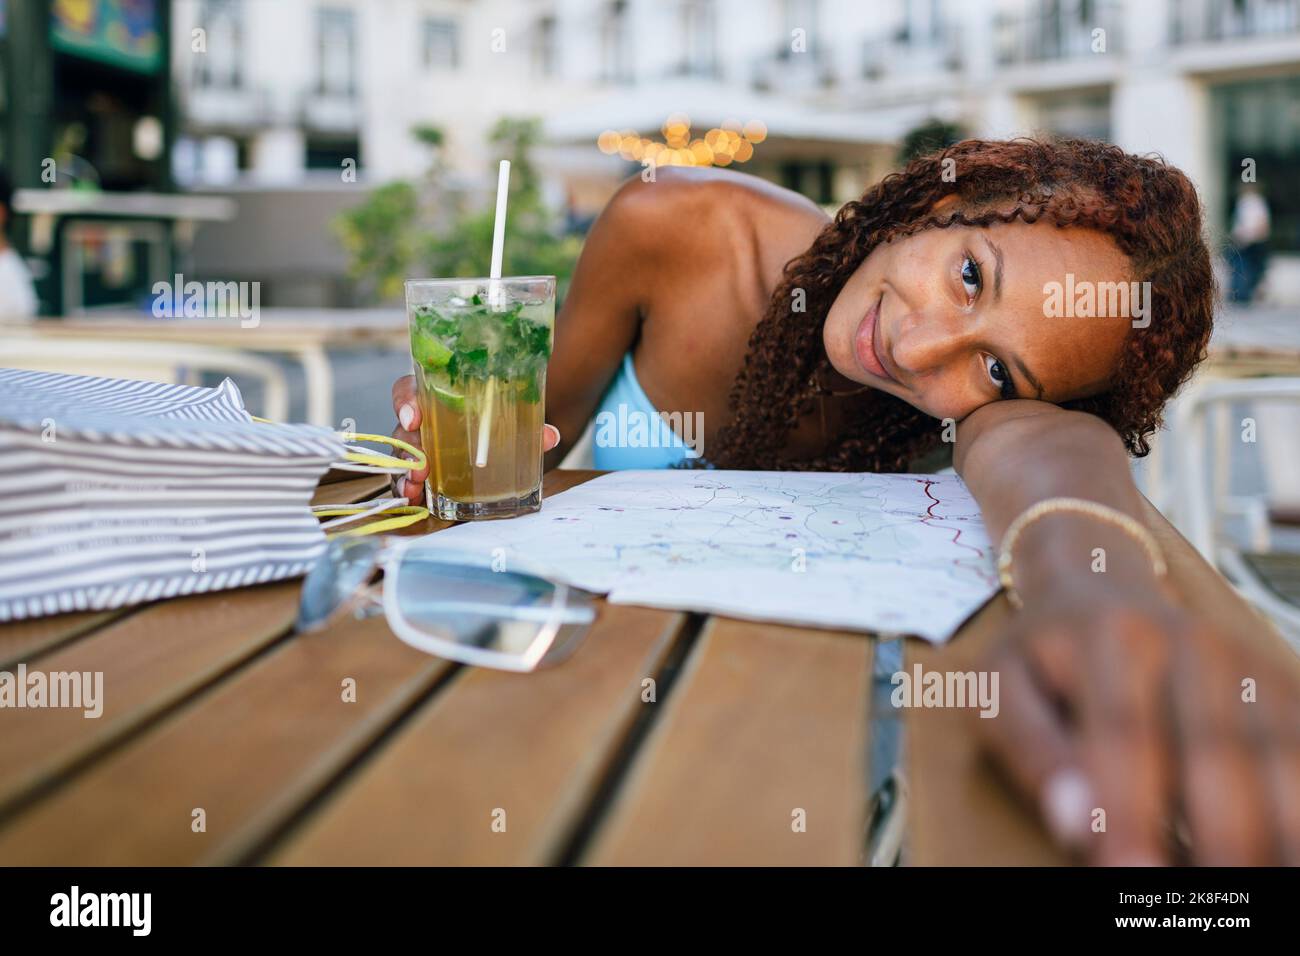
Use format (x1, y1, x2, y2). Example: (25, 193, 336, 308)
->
(596, 114, 768, 167)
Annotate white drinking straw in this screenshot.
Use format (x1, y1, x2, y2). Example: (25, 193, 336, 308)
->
(476, 159, 511, 468)
(488, 159, 510, 307)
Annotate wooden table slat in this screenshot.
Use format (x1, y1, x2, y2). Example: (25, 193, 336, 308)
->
(0, 615, 452, 865)
(905, 593, 1070, 866)
(309, 473, 393, 507)
(271, 603, 686, 866)
(0, 583, 302, 817)
(583, 617, 874, 866)
(0, 610, 126, 670)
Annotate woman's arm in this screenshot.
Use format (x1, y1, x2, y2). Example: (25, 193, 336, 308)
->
(955, 400, 1162, 597)
(954, 400, 1300, 865)
(542, 177, 662, 467)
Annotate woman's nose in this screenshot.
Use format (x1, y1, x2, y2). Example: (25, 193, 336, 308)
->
(890, 309, 971, 378)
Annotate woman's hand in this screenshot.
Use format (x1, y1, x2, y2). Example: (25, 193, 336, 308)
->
(977, 580, 1300, 865)
(390, 374, 561, 504)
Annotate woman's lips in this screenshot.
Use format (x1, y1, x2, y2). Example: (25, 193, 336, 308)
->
(854, 296, 896, 383)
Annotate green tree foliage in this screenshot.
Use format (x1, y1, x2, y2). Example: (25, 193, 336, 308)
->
(334, 180, 419, 302)
(897, 118, 967, 165)
(334, 117, 580, 304)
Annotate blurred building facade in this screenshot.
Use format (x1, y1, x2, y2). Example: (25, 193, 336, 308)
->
(167, 0, 1300, 305)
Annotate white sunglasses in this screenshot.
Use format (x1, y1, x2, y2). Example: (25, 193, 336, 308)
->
(297, 536, 596, 672)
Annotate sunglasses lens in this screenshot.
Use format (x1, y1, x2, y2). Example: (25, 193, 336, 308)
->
(297, 536, 383, 631)
(390, 548, 594, 669)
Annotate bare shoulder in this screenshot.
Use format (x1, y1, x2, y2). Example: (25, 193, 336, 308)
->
(612, 165, 824, 215)
(605, 166, 830, 276)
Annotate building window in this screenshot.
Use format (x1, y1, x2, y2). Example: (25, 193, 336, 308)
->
(1171, 0, 1300, 44)
(196, 0, 243, 89)
(782, 0, 820, 54)
(780, 160, 834, 205)
(423, 18, 459, 70)
(1000, 0, 1118, 64)
(1212, 76, 1300, 252)
(532, 15, 557, 78)
(317, 7, 357, 97)
(600, 1, 633, 84)
(677, 0, 717, 77)
(1035, 90, 1112, 142)
(901, 0, 944, 43)
(306, 135, 360, 171)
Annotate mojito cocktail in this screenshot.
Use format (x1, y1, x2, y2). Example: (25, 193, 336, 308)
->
(406, 277, 555, 521)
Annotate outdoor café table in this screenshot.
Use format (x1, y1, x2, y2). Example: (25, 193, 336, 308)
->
(0, 469, 1290, 866)
(1207, 305, 1300, 378)
(1, 310, 410, 427)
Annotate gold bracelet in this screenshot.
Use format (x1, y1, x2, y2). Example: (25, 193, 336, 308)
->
(996, 497, 1167, 611)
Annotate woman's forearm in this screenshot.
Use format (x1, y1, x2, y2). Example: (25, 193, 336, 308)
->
(954, 401, 1166, 607)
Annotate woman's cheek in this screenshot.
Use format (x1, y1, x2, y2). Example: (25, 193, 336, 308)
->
(912, 385, 982, 426)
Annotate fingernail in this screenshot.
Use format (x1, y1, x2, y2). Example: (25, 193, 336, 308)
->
(399, 403, 416, 430)
(1042, 768, 1092, 848)
(545, 424, 561, 444)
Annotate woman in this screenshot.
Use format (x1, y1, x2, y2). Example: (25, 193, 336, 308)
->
(393, 138, 1300, 864)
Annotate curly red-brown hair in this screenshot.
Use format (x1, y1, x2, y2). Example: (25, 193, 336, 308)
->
(709, 137, 1216, 471)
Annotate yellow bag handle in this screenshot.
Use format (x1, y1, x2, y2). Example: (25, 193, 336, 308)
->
(252, 416, 430, 536)
(314, 503, 429, 537)
(251, 417, 428, 473)
(340, 431, 427, 471)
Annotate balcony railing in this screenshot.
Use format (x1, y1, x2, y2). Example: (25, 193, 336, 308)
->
(299, 90, 360, 133)
(995, 1, 1123, 65)
(1170, 0, 1300, 44)
(182, 84, 275, 130)
(861, 27, 963, 81)
(667, 56, 722, 81)
(751, 44, 835, 92)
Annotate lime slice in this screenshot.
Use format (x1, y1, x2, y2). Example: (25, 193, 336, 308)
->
(413, 336, 453, 370)
(430, 384, 465, 412)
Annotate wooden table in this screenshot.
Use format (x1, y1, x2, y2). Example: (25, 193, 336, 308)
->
(0, 470, 1290, 866)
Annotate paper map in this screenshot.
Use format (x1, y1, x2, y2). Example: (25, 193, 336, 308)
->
(418, 470, 999, 642)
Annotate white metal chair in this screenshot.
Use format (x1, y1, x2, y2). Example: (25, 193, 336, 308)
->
(0, 336, 291, 421)
(1170, 376, 1300, 646)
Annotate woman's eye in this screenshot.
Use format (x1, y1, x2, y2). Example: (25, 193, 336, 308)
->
(960, 254, 982, 299)
(984, 354, 1015, 399)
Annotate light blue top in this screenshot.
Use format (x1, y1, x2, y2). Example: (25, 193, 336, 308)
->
(591, 353, 700, 470)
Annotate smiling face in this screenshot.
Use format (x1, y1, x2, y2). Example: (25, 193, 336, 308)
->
(822, 215, 1137, 422)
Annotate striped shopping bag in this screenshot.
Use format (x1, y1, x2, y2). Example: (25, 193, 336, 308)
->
(0, 367, 347, 621)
